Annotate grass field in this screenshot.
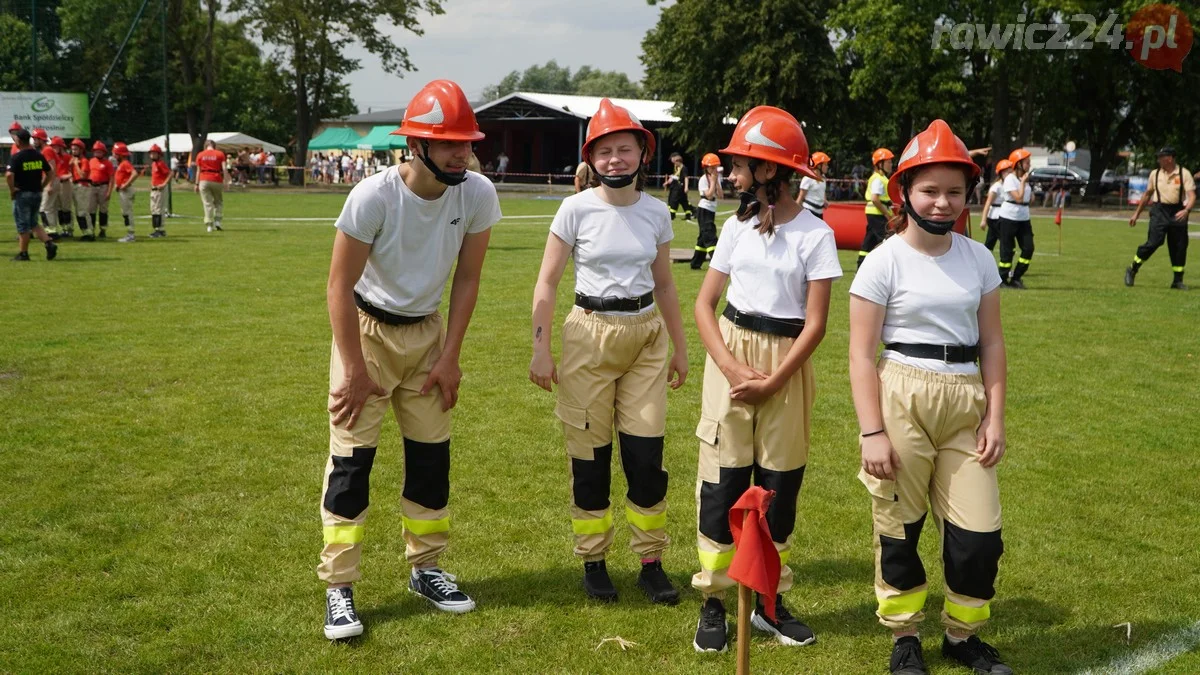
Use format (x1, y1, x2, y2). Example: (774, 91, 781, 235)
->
(1, 181, 1198, 674)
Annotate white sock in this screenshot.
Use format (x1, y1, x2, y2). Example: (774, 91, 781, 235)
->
(945, 631, 968, 645)
(894, 633, 919, 643)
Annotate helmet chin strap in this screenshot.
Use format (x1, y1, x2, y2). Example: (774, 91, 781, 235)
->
(419, 140, 469, 186)
(589, 146, 647, 189)
(735, 159, 764, 219)
(902, 187, 956, 235)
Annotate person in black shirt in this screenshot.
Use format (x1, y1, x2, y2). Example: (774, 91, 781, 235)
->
(6, 127, 58, 261)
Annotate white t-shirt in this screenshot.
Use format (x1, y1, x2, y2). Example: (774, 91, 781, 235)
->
(549, 189, 673, 315)
(986, 180, 1004, 219)
(997, 173, 1031, 221)
(869, 174, 887, 197)
(849, 233, 1002, 374)
(335, 168, 502, 316)
(356, 157, 364, 171)
(710, 210, 843, 320)
(799, 176, 827, 210)
(697, 174, 718, 212)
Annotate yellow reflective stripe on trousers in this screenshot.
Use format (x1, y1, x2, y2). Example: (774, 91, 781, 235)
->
(402, 516, 450, 536)
(1017, 257, 1032, 264)
(1134, 256, 1145, 264)
(323, 524, 364, 545)
(1172, 266, 1185, 272)
(998, 261, 1013, 268)
(945, 598, 991, 624)
(878, 589, 927, 617)
(778, 549, 790, 566)
(697, 547, 736, 571)
(625, 505, 666, 532)
(571, 510, 613, 535)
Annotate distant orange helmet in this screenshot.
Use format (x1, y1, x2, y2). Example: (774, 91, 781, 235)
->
(8, 121, 22, 132)
(994, 159, 1013, 174)
(149, 144, 163, 153)
(701, 152, 721, 167)
(582, 98, 655, 163)
(113, 142, 130, 156)
(51, 136, 66, 148)
(872, 148, 894, 165)
(719, 106, 816, 178)
(887, 119, 981, 205)
(391, 79, 484, 142)
(92, 140, 107, 153)
(1008, 148, 1031, 164)
(71, 138, 85, 149)
(810, 151, 831, 167)
(31, 128, 49, 142)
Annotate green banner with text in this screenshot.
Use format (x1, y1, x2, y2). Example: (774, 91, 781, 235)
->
(2, 92, 91, 138)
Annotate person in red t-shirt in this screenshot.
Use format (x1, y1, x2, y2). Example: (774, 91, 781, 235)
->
(68, 139, 93, 238)
(147, 144, 170, 238)
(195, 139, 228, 231)
(50, 137, 74, 236)
(112, 142, 141, 242)
(31, 129, 62, 236)
(87, 141, 115, 239)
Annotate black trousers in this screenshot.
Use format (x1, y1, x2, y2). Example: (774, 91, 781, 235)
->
(668, 187, 691, 219)
(1136, 204, 1188, 272)
(998, 217, 1034, 280)
(695, 207, 717, 252)
(984, 218, 1000, 251)
(857, 213, 889, 267)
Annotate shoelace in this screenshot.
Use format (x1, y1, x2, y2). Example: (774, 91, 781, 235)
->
(700, 604, 725, 629)
(966, 637, 1001, 661)
(421, 569, 461, 596)
(327, 590, 357, 623)
(895, 640, 924, 668)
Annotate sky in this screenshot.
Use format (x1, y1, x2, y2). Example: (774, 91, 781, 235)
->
(343, 1, 666, 113)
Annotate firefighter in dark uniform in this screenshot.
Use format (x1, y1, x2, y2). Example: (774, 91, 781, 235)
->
(666, 152, 693, 221)
(1126, 147, 1195, 290)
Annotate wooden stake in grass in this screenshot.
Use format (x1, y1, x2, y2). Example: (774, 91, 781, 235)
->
(727, 486, 781, 675)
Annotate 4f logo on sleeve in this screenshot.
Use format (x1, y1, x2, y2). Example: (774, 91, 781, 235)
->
(450, 217, 462, 225)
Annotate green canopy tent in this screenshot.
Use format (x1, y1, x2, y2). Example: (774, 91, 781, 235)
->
(307, 127, 364, 151)
(356, 125, 408, 151)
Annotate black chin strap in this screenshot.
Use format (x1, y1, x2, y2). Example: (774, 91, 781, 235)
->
(901, 186, 955, 235)
(419, 140, 468, 186)
(736, 159, 764, 219)
(587, 145, 647, 190)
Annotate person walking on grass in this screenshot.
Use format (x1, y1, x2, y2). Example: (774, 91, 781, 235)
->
(7, 126, 59, 262)
(1125, 146, 1194, 290)
(978, 159, 1011, 252)
(146, 144, 170, 238)
(665, 151, 693, 222)
(996, 149, 1034, 288)
(689, 152, 721, 270)
(858, 148, 895, 269)
(113, 142, 141, 242)
(849, 120, 1011, 675)
(796, 151, 831, 220)
(319, 79, 501, 641)
(529, 98, 688, 606)
(31, 128, 61, 238)
(195, 139, 228, 232)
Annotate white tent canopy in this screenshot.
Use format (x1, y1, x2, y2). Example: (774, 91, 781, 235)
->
(126, 132, 284, 153)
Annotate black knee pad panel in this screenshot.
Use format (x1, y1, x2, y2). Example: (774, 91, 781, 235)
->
(323, 446, 376, 519)
(571, 443, 612, 512)
(402, 438, 450, 510)
(880, 513, 928, 591)
(618, 432, 668, 508)
(698, 465, 753, 545)
(942, 521, 1003, 600)
(755, 465, 806, 544)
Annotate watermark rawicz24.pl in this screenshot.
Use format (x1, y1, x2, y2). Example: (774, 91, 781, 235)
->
(931, 4, 1193, 71)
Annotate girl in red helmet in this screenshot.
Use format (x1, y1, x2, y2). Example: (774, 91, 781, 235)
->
(68, 139, 93, 238)
(146, 145, 170, 238)
(849, 119, 1011, 675)
(530, 98, 688, 606)
(87, 141, 115, 239)
(979, 159, 1013, 252)
(996, 148, 1034, 288)
(112, 142, 141, 242)
(690, 152, 722, 269)
(797, 151, 831, 220)
(859, 147, 896, 268)
(691, 106, 842, 653)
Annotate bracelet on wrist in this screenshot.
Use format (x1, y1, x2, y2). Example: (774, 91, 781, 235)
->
(860, 429, 885, 438)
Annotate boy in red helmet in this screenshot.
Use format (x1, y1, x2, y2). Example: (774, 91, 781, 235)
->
(146, 145, 170, 238)
(318, 80, 502, 640)
(50, 137, 74, 237)
(68, 139, 94, 239)
(112, 142, 141, 242)
(87, 141, 115, 239)
(31, 129, 61, 237)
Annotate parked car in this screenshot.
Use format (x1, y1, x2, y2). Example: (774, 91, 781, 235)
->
(1028, 165, 1090, 197)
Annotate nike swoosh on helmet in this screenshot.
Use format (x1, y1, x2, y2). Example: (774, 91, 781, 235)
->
(409, 99, 445, 125)
(744, 121, 785, 150)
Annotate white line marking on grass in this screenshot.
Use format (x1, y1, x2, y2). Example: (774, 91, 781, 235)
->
(1077, 620, 1200, 675)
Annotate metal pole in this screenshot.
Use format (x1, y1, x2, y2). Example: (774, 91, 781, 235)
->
(31, 0, 37, 88)
(162, 0, 172, 215)
(89, 0, 153, 114)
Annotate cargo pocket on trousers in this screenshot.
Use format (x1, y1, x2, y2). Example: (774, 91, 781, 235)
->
(859, 468, 904, 539)
(695, 416, 721, 482)
(555, 401, 595, 460)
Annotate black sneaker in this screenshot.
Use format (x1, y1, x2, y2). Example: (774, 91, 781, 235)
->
(98, 229, 107, 239)
(12, 251, 30, 262)
(693, 597, 728, 653)
(637, 560, 679, 605)
(45, 241, 58, 260)
(583, 560, 618, 602)
(324, 586, 363, 640)
(750, 594, 815, 646)
(1124, 266, 1136, 287)
(1007, 278, 1026, 290)
(942, 635, 1013, 675)
(80, 233, 95, 242)
(1170, 281, 1189, 290)
(213, 223, 223, 231)
(890, 636, 929, 675)
(409, 567, 476, 613)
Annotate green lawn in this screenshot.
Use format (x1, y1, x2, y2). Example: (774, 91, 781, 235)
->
(1, 183, 1198, 673)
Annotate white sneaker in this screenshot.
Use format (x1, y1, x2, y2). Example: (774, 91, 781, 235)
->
(206, 225, 213, 232)
(118, 234, 135, 243)
(324, 586, 364, 640)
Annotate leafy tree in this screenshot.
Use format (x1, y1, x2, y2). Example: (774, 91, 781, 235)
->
(481, 60, 643, 101)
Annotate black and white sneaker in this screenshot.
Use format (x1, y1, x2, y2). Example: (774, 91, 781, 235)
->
(45, 241, 58, 260)
(637, 560, 679, 605)
(409, 567, 476, 613)
(583, 560, 618, 601)
(750, 594, 815, 646)
(324, 586, 363, 640)
(891, 636, 929, 675)
(693, 597, 728, 653)
(942, 635, 1013, 675)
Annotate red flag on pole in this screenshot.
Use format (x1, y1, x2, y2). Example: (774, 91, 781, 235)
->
(1055, 206, 1063, 225)
(728, 486, 781, 622)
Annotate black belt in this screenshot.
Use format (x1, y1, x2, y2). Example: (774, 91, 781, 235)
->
(354, 291, 428, 325)
(885, 343, 979, 363)
(803, 200, 825, 212)
(574, 291, 654, 312)
(723, 304, 805, 338)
